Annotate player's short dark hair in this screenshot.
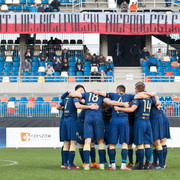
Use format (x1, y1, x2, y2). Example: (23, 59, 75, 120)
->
(135, 81, 145, 87)
(116, 85, 126, 93)
(75, 84, 86, 92)
(136, 83, 145, 92)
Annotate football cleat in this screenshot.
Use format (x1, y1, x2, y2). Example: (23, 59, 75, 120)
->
(109, 163, 116, 170)
(90, 162, 100, 168)
(84, 164, 90, 171)
(134, 163, 144, 170)
(127, 163, 134, 167)
(99, 164, 105, 170)
(121, 166, 132, 171)
(60, 165, 67, 169)
(67, 165, 80, 170)
(82, 163, 86, 168)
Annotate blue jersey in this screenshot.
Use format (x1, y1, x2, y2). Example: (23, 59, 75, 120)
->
(81, 92, 104, 115)
(150, 104, 161, 120)
(78, 109, 86, 121)
(108, 93, 134, 117)
(102, 107, 112, 123)
(133, 98, 156, 120)
(60, 96, 79, 119)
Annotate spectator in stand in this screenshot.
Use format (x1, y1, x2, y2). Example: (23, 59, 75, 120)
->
(53, 58, 62, 73)
(13, 49, 19, 57)
(44, 5, 52, 12)
(30, 4, 38, 12)
(24, 59, 31, 72)
(98, 54, 106, 67)
(106, 59, 114, 72)
(50, 0, 61, 12)
(24, 48, 32, 62)
(91, 68, 100, 82)
(117, 0, 123, 8)
(130, 2, 137, 12)
(45, 64, 55, 76)
(39, 51, 46, 62)
(130, 43, 140, 66)
(120, 1, 129, 12)
(61, 49, 70, 61)
(114, 43, 124, 66)
(75, 59, 83, 72)
(148, 54, 158, 67)
(100, 70, 107, 82)
(54, 38, 62, 50)
(155, 48, 164, 61)
(140, 47, 150, 64)
(46, 49, 56, 62)
(91, 54, 99, 66)
(62, 58, 69, 72)
(84, 54, 91, 62)
(38, 5, 44, 12)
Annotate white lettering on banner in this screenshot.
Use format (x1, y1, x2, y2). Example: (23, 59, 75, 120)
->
(6, 127, 63, 148)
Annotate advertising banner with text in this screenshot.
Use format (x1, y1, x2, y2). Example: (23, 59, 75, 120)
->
(0, 13, 179, 34)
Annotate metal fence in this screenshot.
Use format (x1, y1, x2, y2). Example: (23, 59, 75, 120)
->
(0, 101, 62, 118)
(0, 101, 179, 117)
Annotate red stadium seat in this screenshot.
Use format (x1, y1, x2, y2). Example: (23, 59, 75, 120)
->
(166, 72, 173, 76)
(28, 97, 35, 101)
(166, 106, 174, 116)
(44, 97, 52, 102)
(7, 107, 15, 113)
(1, 97, 8, 102)
(51, 102, 58, 107)
(145, 76, 151, 82)
(172, 96, 180, 101)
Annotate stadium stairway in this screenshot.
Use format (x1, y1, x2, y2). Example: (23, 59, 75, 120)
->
(114, 67, 144, 82)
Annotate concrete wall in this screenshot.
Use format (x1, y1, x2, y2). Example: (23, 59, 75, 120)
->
(0, 82, 180, 96)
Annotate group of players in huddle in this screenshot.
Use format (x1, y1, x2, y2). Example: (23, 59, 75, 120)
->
(57, 82, 170, 171)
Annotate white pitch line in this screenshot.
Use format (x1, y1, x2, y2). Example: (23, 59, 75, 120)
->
(0, 160, 18, 167)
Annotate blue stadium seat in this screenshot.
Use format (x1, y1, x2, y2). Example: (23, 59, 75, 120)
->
(43, 102, 51, 114)
(0, 62, 4, 67)
(13, 56, 20, 62)
(20, 0, 26, 4)
(165, 67, 172, 72)
(0, 0, 5, 4)
(99, 66, 106, 72)
(32, 56, 39, 62)
(84, 61, 90, 67)
(42, 0, 49, 4)
(4, 71, 10, 76)
(0, 56, 5, 62)
(27, 0, 34, 4)
(52, 97, 59, 102)
(171, 56, 177, 62)
(23, 5, 31, 12)
(69, 72, 75, 76)
(69, 62, 76, 67)
(5, 62, 12, 67)
(18, 102, 27, 114)
(54, 72, 60, 76)
(32, 62, 39, 67)
(70, 56, 75, 62)
(16, 5, 23, 11)
(157, 61, 163, 67)
(12, 71, 18, 76)
(159, 96, 165, 101)
(20, 97, 28, 102)
(0, 102, 7, 114)
(141, 61, 149, 67)
(40, 62, 45, 67)
(32, 66, 38, 72)
(165, 96, 172, 101)
(36, 97, 44, 102)
(13, 62, 20, 67)
(10, 77, 18, 83)
(9, 97, 16, 102)
(38, 72, 45, 76)
(29, 76, 37, 82)
(172, 67, 179, 72)
(164, 61, 171, 67)
(68, 67, 75, 72)
(8, 5, 15, 11)
(34, 103, 43, 114)
(47, 61, 53, 66)
(77, 56, 83, 62)
(84, 67, 90, 72)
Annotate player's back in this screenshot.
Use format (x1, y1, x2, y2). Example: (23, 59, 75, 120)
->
(134, 98, 155, 120)
(82, 92, 104, 115)
(108, 93, 134, 117)
(62, 96, 79, 120)
(102, 107, 112, 124)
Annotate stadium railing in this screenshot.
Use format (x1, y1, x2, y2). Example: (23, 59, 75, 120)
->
(0, 101, 179, 117)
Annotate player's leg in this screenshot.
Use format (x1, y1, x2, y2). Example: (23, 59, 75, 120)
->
(161, 138, 167, 168)
(135, 146, 139, 166)
(154, 139, 164, 169)
(63, 140, 70, 168)
(152, 144, 158, 166)
(108, 144, 116, 170)
(98, 138, 106, 170)
(90, 142, 100, 168)
(136, 144, 144, 170)
(119, 118, 131, 170)
(83, 138, 92, 170)
(128, 144, 134, 167)
(79, 144, 86, 167)
(144, 144, 152, 169)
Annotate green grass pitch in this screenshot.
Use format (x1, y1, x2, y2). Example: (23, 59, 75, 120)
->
(0, 148, 180, 180)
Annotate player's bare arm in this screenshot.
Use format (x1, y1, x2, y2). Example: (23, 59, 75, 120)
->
(114, 105, 138, 113)
(103, 98, 129, 108)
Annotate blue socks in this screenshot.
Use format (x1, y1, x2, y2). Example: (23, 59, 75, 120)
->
(121, 149, 128, 163)
(135, 150, 139, 164)
(137, 149, 144, 163)
(90, 147, 96, 163)
(61, 146, 64, 165)
(108, 149, 116, 164)
(68, 151, 75, 166)
(84, 151, 90, 164)
(63, 150, 69, 165)
(157, 150, 164, 168)
(79, 148, 85, 163)
(145, 148, 152, 163)
(162, 145, 167, 165)
(98, 149, 105, 164)
(128, 149, 133, 163)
